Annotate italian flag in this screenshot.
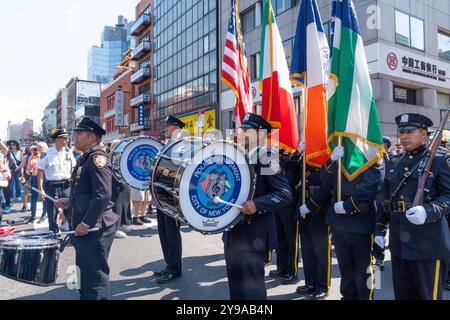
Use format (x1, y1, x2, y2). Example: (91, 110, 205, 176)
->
(328, 0, 384, 181)
(259, 0, 299, 152)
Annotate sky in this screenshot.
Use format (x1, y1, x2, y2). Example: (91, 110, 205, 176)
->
(0, 0, 140, 140)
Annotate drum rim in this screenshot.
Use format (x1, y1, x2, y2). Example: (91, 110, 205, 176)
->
(152, 138, 256, 234)
(112, 136, 163, 190)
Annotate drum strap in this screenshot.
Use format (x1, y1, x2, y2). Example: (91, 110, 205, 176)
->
(59, 235, 72, 253)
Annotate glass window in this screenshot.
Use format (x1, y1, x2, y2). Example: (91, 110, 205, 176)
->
(438, 31, 450, 61)
(393, 86, 416, 105)
(204, 35, 209, 54)
(251, 53, 260, 80)
(395, 10, 424, 51)
(275, 0, 292, 15)
(241, 7, 256, 33)
(283, 38, 293, 68)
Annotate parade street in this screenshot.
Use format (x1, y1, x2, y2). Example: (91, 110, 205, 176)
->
(1, 202, 449, 301)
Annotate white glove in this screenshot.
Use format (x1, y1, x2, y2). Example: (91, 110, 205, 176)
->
(406, 206, 427, 225)
(300, 204, 311, 218)
(374, 236, 385, 249)
(298, 141, 306, 152)
(334, 201, 346, 214)
(330, 146, 344, 161)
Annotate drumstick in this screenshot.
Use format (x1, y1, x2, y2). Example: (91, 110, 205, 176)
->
(56, 228, 100, 236)
(26, 184, 58, 203)
(213, 197, 243, 209)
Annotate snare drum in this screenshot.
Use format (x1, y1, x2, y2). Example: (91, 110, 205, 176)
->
(0, 237, 60, 286)
(151, 137, 255, 234)
(111, 136, 163, 190)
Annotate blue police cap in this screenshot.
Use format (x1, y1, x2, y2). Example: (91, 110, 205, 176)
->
(164, 115, 185, 128)
(49, 128, 69, 139)
(73, 117, 106, 136)
(395, 113, 433, 132)
(240, 113, 272, 132)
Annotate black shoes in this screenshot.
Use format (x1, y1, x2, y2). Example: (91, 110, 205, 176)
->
(268, 269, 285, 277)
(26, 218, 35, 224)
(445, 280, 450, 291)
(132, 217, 144, 225)
(156, 271, 182, 284)
(37, 217, 46, 224)
(140, 216, 152, 223)
(296, 285, 316, 295)
(311, 290, 328, 300)
(282, 275, 298, 285)
(154, 268, 169, 277)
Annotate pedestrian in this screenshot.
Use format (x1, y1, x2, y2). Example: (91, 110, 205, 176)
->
(319, 143, 384, 300)
(109, 139, 132, 239)
(0, 140, 14, 214)
(153, 115, 186, 284)
(37, 129, 76, 232)
(130, 188, 152, 225)
(55, 116, 118, 300)
(20, 146, 31, 212)
(23, 146, 41, 224)
(294, 141, 333, 300)
(6, 140, 22, 201)
(223, 113, 292, 300)
(0, 146, 12, 224)
(378, 113, 450, 300)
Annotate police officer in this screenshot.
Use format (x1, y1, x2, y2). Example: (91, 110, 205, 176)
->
(294, 141, 332, 299)
(319, 143, 384, 300)
(223, 113, 293, 300)
(377, 113, 450, 300)
(153, 115, 185, 284)
(269, 149, 301, 284)
(37, 128, 76, 232)
(55, 117, 118, 300)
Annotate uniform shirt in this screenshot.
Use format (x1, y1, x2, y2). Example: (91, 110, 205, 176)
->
(378, 145, 450, 260)
(37, 146, 76, 181)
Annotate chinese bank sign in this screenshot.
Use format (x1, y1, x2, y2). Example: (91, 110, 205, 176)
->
(367, 43, 450, 90)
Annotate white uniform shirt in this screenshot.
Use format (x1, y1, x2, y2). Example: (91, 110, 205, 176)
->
(36, 146, 76, 181)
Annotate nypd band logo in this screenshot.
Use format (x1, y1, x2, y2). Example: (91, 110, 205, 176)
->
(189, 155, 242, 221)
(127, 145, 159, 181)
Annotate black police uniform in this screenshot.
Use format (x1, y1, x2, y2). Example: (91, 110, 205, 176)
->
(222, 113, 293, 300)
(155, 116, 185, 283)
(270, 152, 301, 283)
(294, 161, 332, 295)
(378, 113, 450, 300)
(320, 157, 384, 300)
(68, 117, 119, 300)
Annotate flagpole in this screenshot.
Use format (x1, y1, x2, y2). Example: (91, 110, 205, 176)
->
(302, 83, 307, 205)
(337, 135, 342, 202)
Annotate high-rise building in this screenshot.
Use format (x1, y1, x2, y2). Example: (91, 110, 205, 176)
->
(88, 16, 134, 84)
(219, 0, 450, 140)
(42, 99, 57, 135)
(129, 0, 220, 133)
(7, 121, 21, 142)
(56, 88, 68, 128)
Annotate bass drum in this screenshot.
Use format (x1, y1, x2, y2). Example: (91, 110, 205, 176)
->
(151, 137, 256, 234)
(111, 136, 163, 190)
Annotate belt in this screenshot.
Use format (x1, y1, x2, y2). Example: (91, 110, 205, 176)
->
(46, 179, 70, 186)
(390, 201, 412, 213)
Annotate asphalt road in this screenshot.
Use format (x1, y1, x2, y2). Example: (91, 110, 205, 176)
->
(1, 201, 449, 300)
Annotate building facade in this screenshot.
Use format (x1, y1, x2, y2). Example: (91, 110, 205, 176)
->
(219, 0, 450, 141)
(42, 99, 57, 135)
(7, 121, 21, 142)
(130, 0, 154, 133)
(100, 49, 138, 144)
(88, 16, 134, 84)
(56, 88, 68, 128)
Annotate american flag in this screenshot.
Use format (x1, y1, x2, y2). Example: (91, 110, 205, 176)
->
(200, 176, 210, 193)
(221, 0, 254, 129)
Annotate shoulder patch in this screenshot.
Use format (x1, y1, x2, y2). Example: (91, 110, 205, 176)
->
(93, 155, 107, 168)
(447, 157, 450, 169)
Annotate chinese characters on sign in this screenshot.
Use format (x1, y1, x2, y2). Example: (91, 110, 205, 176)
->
(400, 55, 447, 83)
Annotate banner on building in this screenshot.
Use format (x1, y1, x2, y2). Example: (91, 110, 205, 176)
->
(115, 90, 125, 127)
(180, 109, 216, 134)
(138, 105, 145, 126)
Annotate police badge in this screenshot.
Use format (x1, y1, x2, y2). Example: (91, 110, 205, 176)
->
(93, 155, 107, 168)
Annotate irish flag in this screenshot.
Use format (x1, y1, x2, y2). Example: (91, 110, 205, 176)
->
(260, 0, 299, 152)
(328, 0, 384, 181)
(290, 0, 330, 167)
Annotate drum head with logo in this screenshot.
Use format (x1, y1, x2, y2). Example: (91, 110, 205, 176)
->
(178, 141, 255, 234)
(115, 137, 163, 190)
